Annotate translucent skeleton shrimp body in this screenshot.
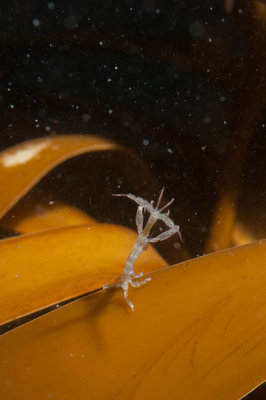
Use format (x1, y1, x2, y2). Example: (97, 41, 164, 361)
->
(103, 188, 181, 311)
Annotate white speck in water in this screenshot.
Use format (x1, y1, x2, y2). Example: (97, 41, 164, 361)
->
(69, 353, 74, 357)
(47, 1, 55, 10)
(64, 15, 78, 30)
(173, 242, 180, 249)
(108, 109, 113, 114)
(82, 113, 90, 122)
(32, 18, 41, 27)
(143, 139, 149, 146)
(48, 200, 55, 205)
(189, 21, 204, 38)
(99, 41, 103, 46)
(203, 115, 211, 124)
(15, 274, 19, 278)
(34, 119, 40, 128)
(167, 148, 174, 154)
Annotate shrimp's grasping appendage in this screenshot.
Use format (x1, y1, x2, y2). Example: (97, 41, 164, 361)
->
(103, 187, 181, 311)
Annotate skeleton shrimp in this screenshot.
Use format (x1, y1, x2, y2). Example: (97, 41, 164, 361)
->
(103, 187, 182, 311)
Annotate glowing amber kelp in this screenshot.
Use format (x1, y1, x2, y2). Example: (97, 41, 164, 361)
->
(0, 134, 159, 219)
(1, 240, 266, 400)
(0, 223, 167, 325)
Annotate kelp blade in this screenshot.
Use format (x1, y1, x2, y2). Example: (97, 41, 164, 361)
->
(0, 224, 167, 325)
(0, 240, 266, 399)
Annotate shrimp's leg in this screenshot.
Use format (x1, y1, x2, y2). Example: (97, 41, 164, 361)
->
(132, 271, 143, 278)
(122, 284, 134, 311)
(130, 277, 151, 287)
(149, 227, 181, 243)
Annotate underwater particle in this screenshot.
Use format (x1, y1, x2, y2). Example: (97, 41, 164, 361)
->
(203, 115, 211, 124)
(189, 21, 205, 38)
(34, 119, 40, 128)
(47, 1, 55, 10)
(64, 15, 78, 30)
(143, 139, 149, 146)
(32, 18, 41, 27)
(82, 113, 90, 122)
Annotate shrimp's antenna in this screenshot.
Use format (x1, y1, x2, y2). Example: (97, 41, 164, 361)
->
(159, 198, 174, 213)
(155, 187, 165, 210)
